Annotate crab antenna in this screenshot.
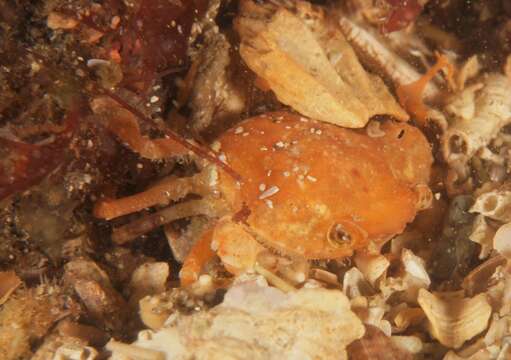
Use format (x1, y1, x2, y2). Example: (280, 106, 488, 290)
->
(24, 48, 242, 182)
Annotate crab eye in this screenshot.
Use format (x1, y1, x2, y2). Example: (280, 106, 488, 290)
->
(328, 223, 352, 247)
(327, 220, 368, 249)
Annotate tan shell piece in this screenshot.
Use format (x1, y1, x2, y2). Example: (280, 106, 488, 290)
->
(493, 223, 511, 261)
(417, 289, 492, 349)
(402, 249, 431, 288)
(462, 255, 507, 297)
(129, 262, 169, 304)
(390, 336, 423, 355)
(53, 344, 98, 360)
(469, 215, 497, 259)
(235, 0, 408, 128)
(347, 324, 413, 360)
(455, 56, 481, 91)
(354, 253, 390, 286)
(393, 307, 425, 331)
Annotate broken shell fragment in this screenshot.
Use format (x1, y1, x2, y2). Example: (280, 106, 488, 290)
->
(107, 339, 165, 360)
(390, 335, 423, 355)
(493, 223, 511, 261)
(256, 250, 309, 285)
(129, 262, 170, 305)
(343, 267, 376, 298)
(462, 255, 507, 296)
(393, 306, 426, 332)
(455, 55, 481, 91)
(417, 289, 492, 349)
(347, 324, 413, 360)
(310, 268, 340, 286)
(235, 0, 408, 128)
(139, 295, 174, 331)
(402, 249, 431, 288)
(469, 215, 497, 259)
(354, 253, 390, 286)
(53, 344, 98, 360)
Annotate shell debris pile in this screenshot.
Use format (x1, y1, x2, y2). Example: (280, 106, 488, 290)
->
(109, 277, 364, 360)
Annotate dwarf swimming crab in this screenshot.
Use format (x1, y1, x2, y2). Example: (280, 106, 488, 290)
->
(93, 107, 432, 285)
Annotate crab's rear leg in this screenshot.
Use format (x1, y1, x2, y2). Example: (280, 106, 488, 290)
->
(111, 196, 229, 244)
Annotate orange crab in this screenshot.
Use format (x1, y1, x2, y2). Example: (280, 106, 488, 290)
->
(93, 107, 432, 285)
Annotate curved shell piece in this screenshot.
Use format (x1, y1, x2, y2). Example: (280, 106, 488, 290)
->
(235, 0, 408, 128)
(417, 289, 492, 349)
(493, 223, 511, 261)
(217, 112, 432, 260)
(347, 324, 413, 360)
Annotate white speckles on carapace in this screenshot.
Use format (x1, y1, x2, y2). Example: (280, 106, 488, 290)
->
(275, 141, 285, 149)
(259, 186, 280, 200)
(307, 175, 317, 182)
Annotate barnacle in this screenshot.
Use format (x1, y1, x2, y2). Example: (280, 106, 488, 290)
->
(443, 74, 511, 167)
(470, 187, 511, 222)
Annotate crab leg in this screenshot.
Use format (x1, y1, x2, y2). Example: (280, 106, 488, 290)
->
(111, 198, 228, 244)
(94, 162, 220, 220)
(94, 174, 209, 220)
(180, 227, 216, 286)
(396, 53, 454, 125)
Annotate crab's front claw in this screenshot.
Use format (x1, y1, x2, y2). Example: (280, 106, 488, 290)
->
(211, 217, 265, 275)
(180, 217, 265, 285)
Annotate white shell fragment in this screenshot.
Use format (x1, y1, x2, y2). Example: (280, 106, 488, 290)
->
(469, 215, 497, 259)
(390, 335, 423, 355)
(129, 262, 170, 304)
(418, 289, 492, 349)
(109, 278, 364, 359)
(402, 249, 431, 288)
(54, 344, 99, 360)
(354, 253, 390, 286)
(493, 223, 511, 261)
